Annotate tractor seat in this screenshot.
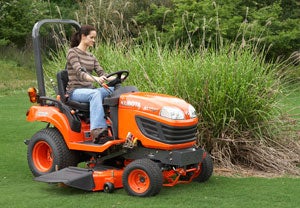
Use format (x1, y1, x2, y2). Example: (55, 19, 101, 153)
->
(56, 70, 89, 112)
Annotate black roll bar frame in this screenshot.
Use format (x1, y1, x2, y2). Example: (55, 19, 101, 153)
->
(32, 19, 81, 97)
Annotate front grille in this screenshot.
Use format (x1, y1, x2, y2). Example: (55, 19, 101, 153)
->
(136, 116, 197, 144)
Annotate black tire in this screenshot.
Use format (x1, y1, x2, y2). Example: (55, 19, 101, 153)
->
(122, 159, 163, 197)
(27, 127, 79, 177)
(103, 182, 115, 193)
(194, 153, 213, 182)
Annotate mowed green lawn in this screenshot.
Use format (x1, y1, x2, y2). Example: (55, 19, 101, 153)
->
(0, 60, 299, 207)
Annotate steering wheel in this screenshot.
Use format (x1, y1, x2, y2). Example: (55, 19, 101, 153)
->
(106, 70, 129, 87)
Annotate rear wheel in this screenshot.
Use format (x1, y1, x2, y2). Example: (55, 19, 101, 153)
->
(122, 159, 163, 197)
(27, 127, 79, 177)
(194, 153, 213, 182)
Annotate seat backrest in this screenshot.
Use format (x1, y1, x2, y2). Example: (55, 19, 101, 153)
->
(56, 70, 69, 103)
(56, 70, 90, 112)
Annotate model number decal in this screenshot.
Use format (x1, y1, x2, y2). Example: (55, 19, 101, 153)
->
(37, 111, 49, 116)
(120, 100, 141, 108)
(143, 106, 159, 112)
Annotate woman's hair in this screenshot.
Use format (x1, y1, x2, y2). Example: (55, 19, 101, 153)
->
(70, 25, 96, 47)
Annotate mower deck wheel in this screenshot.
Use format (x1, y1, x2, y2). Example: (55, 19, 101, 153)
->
(103, 182, 115, 193)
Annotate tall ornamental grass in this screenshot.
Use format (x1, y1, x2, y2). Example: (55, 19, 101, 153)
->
(96, 43, 281, 138)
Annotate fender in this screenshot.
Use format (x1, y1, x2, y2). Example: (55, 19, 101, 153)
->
(26, 105, 83, 143)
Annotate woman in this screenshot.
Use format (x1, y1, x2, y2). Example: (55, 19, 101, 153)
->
(66, 25, 112, 144)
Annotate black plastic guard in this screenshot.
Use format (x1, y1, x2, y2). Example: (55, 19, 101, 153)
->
(124, 147, 205, 167)
(35, 167, 95, 191)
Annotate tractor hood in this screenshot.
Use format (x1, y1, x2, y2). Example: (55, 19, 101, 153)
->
(119, 92, 197, 120)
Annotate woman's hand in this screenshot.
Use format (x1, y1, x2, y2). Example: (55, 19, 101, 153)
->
(95, 75, 107, 84)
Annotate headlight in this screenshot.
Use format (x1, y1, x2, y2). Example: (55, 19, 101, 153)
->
(188, 104, 197, 118)
(160, 106, 185, 120)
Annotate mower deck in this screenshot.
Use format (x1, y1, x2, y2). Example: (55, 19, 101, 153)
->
(35, 166, 124, 192)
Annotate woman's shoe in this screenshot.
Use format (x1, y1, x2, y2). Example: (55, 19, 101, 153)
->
(91, 128, 111, 144)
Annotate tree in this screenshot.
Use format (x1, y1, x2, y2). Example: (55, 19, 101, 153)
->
(0, 0, 49, 47)
(134, 0, 300, 58)
(246, 0, 300, 58)
(0, 0, 78, 48)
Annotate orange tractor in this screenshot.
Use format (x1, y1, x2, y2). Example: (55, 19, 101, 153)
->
(25, 19, 213, 197)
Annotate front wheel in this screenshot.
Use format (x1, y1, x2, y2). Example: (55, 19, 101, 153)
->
(122, 159, 163, 197)
(194, 153, 213, 182)
(27, 127, 79, 177)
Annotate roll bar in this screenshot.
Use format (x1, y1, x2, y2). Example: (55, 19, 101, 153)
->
(32, 19, 81, 97)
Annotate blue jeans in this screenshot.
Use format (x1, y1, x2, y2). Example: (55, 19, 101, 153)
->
(70, 87, 113, 130)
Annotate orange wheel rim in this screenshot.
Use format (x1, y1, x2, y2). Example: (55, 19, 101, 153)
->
(32, 141, 53, 172)
(128, 169, 150, 194)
